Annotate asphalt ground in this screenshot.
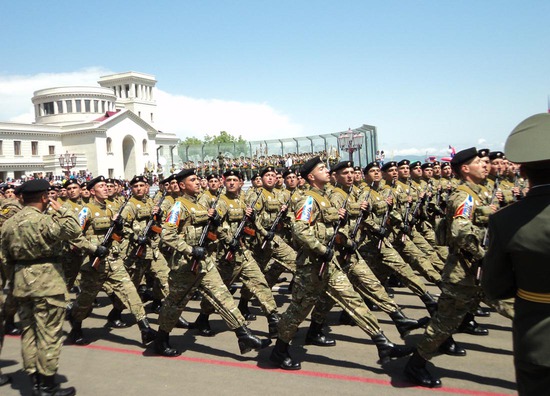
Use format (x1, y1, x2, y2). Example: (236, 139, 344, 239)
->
(1, 278, 516, 396)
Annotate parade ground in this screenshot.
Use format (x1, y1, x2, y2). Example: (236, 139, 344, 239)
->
(1, 280, 516, 396)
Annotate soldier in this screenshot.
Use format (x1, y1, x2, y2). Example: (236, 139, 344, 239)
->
(2, 179, 81, 395)
(404, 147, 496, 388)
(269, 156, 413, 371)
(483, 113, 550, 396)
(153, 168, 270, 357)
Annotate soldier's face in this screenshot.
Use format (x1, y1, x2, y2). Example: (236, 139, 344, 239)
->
(411, 166, 422, 178)
(59, 188, 68, 198)
(365, 167, 381, 183)
(480, 157, 490, 177)
(106, 183, 116, 197)
(92, 182, 109, 200)
(170, 179, 180, 193)
(131, 181, 147, 198)
(398, 165, 410, 178)
(4, 188, 15, 199)
(181, 175, 201, 195)
(67, 184, 81, 200)
(433, 165, 441, 176)
(463, 157, 485, 183)
(262, 172, 276, 188)
(383, 167, 398, 181)
(276, 174, 283, 186)
(353, 170, 362, 182)
(208, 178, 221, 191)
(200, 178, 208, 188)
(490, 159, 504, 176)
(442, 166, 452, 177)
(48, 190, 58, 200)
(284, 174, 298, 189)
(252, 177, 263, 187)
(308, 164, 330, 184)
(224, 176, 240, 193)
(335, 167, 354, 187)
(81, 188, 90, 198)
(423, 168, 433, 178)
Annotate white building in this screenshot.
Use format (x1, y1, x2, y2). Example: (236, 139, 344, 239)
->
(0, 71, 180, 181)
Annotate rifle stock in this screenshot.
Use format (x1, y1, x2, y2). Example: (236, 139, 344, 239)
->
(225, 189, 261, 261)
(135, 190, 168, 258)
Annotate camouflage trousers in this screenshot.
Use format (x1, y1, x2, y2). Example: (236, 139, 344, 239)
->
(158, 254, 245, 333)
(392, 235, 442, 284)
(124, 251, 170, 300)
(72, 256, 146, 322)
(416, 222, 449, 265)
(311, 250, 399, 323)
(278, 249, 381, 344)
(16, 294, 66, 376)
(201, 249, 277, 316)
(60, 248, 85, 291)
(417, 282, 481, 360)
(359, 238, 429, 297)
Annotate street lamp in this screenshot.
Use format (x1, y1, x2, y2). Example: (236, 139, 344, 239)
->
(338, 128, 363, 162)
(59, 151, 77, 176)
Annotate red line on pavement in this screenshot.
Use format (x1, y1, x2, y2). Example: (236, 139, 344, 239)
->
(78, 344, 513, 396)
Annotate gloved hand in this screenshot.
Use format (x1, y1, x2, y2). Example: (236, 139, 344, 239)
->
(345, 240, 358, 253)
(401, 224, 411, 236)
(113, 215, 124, 230)
(228, 238, 240, 252)
(137, 235, 147, 246)
(265, 231, 275, 242)
(93, 245, 109, 258)
(409, 217, 419, 227)
(191, 246, 206, 260)
(320, 247, 334, 263)
(377, 227, 390, 239)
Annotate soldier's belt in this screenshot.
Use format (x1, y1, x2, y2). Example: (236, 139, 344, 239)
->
(517, 288, 550, 303)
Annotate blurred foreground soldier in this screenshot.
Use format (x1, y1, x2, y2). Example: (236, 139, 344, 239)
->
(270, 157, 412, 371)
(483, 113, 550, 396)
(1, 179, 81, 395)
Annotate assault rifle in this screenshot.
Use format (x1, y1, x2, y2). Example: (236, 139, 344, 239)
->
(319, 186, 353, 278)
(343, 182, 374, 262)
(225, 189, 261, 261)
(135, 191, 167, 258)
(377, 179, 395, 250)
(409, 180, 430, 227)
(191, 188, 223, 273)
(92, 193, 132, 270)
(261, 190, 295, 249)
(481, 172, 500, 248)
(401, 179, 412, 242)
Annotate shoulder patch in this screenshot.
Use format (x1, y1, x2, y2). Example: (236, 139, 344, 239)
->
(454, 195, 474, 219)
(295, 196, 314, 223)
(78, 207, 89, 229)
(166, 201, 182, 226)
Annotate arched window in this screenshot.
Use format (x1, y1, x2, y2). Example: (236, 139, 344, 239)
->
(143, 139, 148, 154)
(106, 137, 112, 154)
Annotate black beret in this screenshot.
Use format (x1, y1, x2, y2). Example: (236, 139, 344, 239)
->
(206, 173, 220, 181)
(282, 167, 296, 178)
(381, 161, 398, 171)
(48, 185, 60, 192)
(488, 151, 505, 161)
(223, 169, 240, 178)
(130, 175, 148, 185)
(441, 161, 451, 169)
(421, 162, 433, 170)
(477, 148, 490, 158)
(251, 172, 260, 180)
(105, 178, 116, 185)
(260, 166, 276, 177)
(331, 161, 354, 173)
(410, 161, 422, 169)
(397, 160, 410, 167)
(300, 156, 324, 177)
(175, 168, 197, 181)
(160, 174, 176, 184)
(88, 176, 106, 190)
(363, 161, 381, 174)
(62, 179, 80, 189)
(19, 179, 50, 195)
(14, 184, 23, 195)
(80, 181, 88, 189)
(353, 165, 361, 171)
(451, 147, 478, 169)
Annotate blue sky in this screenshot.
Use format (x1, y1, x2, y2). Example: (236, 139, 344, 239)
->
(1, 1, 549, 158)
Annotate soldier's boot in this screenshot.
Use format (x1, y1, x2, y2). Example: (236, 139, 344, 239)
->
(420, 293, 438, 316)
(106, 307, 128, 328)
(404, 350, 442, 388)
(0, 372, 11, 387)
(235, 325, 271, 354)
(192, 313, 216, 337)
(267, 312, 280, 339)
(305, 320, 336, 347)
(371, 332, 414, 364)
(38, 375, 76, 396)
(269, 338, 301, 370)
(29, 372, 39, 395)
(474, 306, 491, 317)
(138, 318, 157, 346)
(67, 316, 90, 346)
(176, 315, 190, 329)
(390, 309, 430, 338)
(4, 314, 22, 335)
(149, 299, 162, 314)
(457, 312, 489, 336)
(237, 298, 257, 321)
(338, 310, 357, 326)
(365, 299, 381, 312)
(154, 329, 181, 357)
(438, 336, 466, 356)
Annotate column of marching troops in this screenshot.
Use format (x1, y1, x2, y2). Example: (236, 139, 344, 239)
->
(0, 146, 528, 395)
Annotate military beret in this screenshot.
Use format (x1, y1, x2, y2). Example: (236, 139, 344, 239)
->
(451, 147, 478, 169)
(260, 166, 276, 177)
(505, 113, 550, 163)
(159, 174, 176, 184)
(88, 176, 106, 190)
(331, 161, 354, 173)
(363, 161, 380, 174)
(300, 156, 324, 177)
(62, 178, 80, 189)
(397, 160, 410, 167)
(251, 172, 260, 180)
(175, 168, 196, 181)
(14, 184, 23, 195)
(129, 175, 148, 185)
(282, 167, 296, 178)
(477, 148, 490, 158)
(353, 165, 361, 172)
(433, 161, 441, 166)
(488, 151, 505, 161)
(105, 178, 116, 185)
(276, 168, 285, 175)
(80, 181, 88, 189)
(223, 169, 240, 178)
(19, 179, 50, 195)
(410, 161, 422, 169)
(48, 185, 60, 192)
(206, 173, 220, 181)
(441, 161, 451, 169)
(421, 163, 433, 170)
(381, 161, 398, 171)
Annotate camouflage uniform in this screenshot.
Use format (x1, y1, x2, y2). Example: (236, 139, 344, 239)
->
(1, 205, 80, 377)
(60, 197, 86, 290)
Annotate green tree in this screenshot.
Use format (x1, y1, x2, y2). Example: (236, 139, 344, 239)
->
(181, 136, 202, 146)
(205, 131, 246, 144)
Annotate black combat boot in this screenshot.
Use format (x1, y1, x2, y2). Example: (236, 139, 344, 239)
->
(38, 375, 76, 396)
(176, 315, 190, 329)
(149, 299, 162, 314)
(267, 312, 280, 339)
(269, 338, 301, 370)
(138, 318, 157, 346)
(67, 313, 89, 346)
(29, 372, 39, 395)
(338, 310, 357, 326)
(4, 314, 22, 335)
(458, 312, 489, 336)
(154, 329, 181, 357)
(420, 293, 438, 316)
(106, 307, 128, 328)
(474, 306, 491, 317)
(389, 309, 430, 338)
(0, 372, 11, 387)
(438, 336, 466, 356)
(235, 325, 271, 354)
(404, 350, 442, 388)
(305, 321, 336, 347)
(371, 332, 414, 364)
(238, 298, 257, 321)
(192, 313, 216, 337)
